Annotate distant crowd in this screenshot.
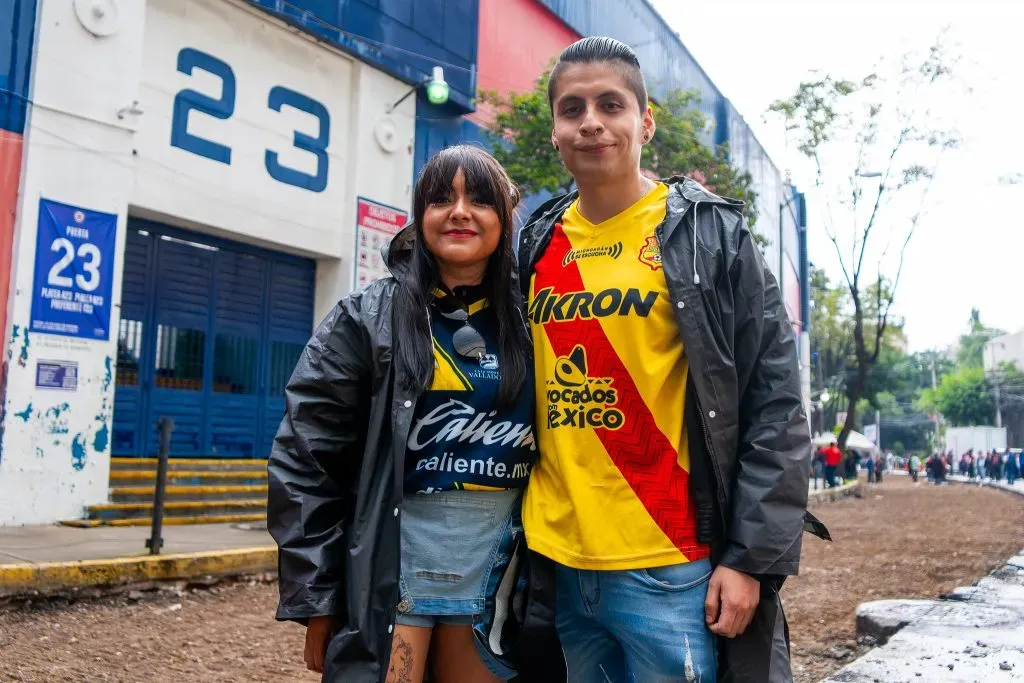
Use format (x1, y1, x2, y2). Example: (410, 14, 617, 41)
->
(810, 443, 1022, 489)
(916, 448, 1022, 486)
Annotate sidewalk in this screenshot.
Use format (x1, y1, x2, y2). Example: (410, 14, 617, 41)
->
(824, 549, 1024, 682)
(948, 474, 1024, 497)
(0, 522, 275, 599)
(0, 481, 857, 600)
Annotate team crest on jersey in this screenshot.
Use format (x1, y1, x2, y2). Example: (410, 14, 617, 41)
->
(638, 235, 662, 271)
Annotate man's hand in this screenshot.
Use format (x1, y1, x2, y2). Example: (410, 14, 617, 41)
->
(704, 565, 760, 638)
(304, 616, 338, 673)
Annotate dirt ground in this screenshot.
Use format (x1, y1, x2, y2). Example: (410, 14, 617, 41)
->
(0, 476, 1021, 683)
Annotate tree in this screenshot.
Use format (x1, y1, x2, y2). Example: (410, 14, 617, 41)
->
(769, 37, 962, 451)
(480, 70, 571, 196)
(810, 267, 911, 430)
(956, 308, 1003, 368)
(481, 73, 760, 234)
(933, 367, 994, 427)
(809, 267, 853, 432)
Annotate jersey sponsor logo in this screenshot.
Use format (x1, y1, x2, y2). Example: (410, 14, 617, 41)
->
(407, 399, 536, 452)
(638, 235, 662, 271)
(561, 241, 623, 267)
(528, 287, 658, 324)
(545, 345, 624, 431)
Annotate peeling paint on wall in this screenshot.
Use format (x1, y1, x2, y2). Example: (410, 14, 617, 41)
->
(42, 403, 70, 434)
(102, 356, 112, 392)
(93, 422, 109, 453)
(71, 433, 87, 471)
(16, 327, 29, 367)
(7, 325, 19, 362)
(14, 402, 32, 422)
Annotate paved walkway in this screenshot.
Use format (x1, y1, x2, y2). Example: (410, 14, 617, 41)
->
(948, 474, 1024, 497)
(0, 477, 857, 599)
(0, 522, 273, 565)
(825, 549, 1024, 682)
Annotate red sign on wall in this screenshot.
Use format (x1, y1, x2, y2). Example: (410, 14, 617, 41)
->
(353, 197, 408, 289)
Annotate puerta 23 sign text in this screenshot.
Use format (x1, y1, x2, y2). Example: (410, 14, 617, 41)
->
(30, 199, 117, 340)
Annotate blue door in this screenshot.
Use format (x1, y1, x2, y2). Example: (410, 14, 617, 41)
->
(112, 220, 315, 458)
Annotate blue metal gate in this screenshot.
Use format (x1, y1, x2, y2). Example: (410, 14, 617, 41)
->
(112, 220, 315, 458)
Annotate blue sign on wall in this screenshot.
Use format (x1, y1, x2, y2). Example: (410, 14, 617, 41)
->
(30, 199, 117, 340)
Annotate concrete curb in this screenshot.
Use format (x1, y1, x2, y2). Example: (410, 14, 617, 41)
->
(948, 474, 1024, 497)
(807, 480, 863, 505)
(823, 548, 1024, 682)
(0, 546, 277, 599)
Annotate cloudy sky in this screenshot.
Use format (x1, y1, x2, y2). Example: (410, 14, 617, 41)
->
(651, 0, 1024, 352)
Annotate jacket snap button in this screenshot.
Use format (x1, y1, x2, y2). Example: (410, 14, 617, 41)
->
(708, 410, 716, 418)
(387, 624, 393, 634)
(676, 301, 685, 309)
(397, 599, 411, 613)
(393, 507, 400, 517)
(403, 400, 412, 408)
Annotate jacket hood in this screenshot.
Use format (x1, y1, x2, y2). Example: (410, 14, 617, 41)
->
(381, 221, 416, 281)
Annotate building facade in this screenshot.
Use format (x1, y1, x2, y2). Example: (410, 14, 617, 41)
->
(0, 0, 808, 525)
(0, 0, 422, 524)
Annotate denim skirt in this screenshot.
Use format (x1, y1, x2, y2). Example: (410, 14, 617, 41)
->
(397, 488, 522, 618)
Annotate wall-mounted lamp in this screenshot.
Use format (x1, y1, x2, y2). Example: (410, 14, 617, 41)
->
(387, 66, 449, 114)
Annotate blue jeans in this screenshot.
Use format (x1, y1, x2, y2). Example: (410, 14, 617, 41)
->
(556, 558, 717, 682)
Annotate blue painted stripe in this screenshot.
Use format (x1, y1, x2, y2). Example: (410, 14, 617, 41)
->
(0, 0, 38, 134)
(245, 0, 478, 113)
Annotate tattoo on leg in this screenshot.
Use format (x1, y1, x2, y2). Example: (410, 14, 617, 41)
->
(386, 632, 416, 683)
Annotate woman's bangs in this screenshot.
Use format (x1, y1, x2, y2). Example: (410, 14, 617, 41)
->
(456, 152, 503, 208)
(418, 152, 462, 205)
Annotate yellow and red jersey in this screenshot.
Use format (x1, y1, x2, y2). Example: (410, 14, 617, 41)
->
(523, 182, 710, 570)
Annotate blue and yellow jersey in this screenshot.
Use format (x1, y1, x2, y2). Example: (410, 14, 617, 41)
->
(404, 287, 536, 495)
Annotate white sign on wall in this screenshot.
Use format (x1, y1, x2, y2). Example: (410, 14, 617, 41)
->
(133, 0, 354, 257)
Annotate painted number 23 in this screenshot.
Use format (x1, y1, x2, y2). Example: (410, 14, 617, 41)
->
(170, 48, 331, 193)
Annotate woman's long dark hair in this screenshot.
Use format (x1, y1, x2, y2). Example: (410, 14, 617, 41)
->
(393, 145, 530, 411)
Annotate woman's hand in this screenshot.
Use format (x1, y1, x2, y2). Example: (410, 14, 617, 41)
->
(304, 616, 338, 673)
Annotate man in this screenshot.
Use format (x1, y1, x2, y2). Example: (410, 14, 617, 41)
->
(823, 442, 843, 488)
(865, 452, 876, 484)
(909, 453, 920, 483)
(1005, 449, 1018, 486)
(516, 37, 827, 683)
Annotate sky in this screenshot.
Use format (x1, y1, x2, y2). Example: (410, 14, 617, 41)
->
(650, 0, 1024, 352)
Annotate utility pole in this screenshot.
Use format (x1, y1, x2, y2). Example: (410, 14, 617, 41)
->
(994, 371, 1003, 429)
(876, 410, 882, 450)
(930, 359, 942, 449)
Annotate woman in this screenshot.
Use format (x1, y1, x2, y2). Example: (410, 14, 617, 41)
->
(268, 145, 534, 682)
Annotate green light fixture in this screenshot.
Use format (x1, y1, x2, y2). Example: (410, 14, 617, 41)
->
(386, 66, 450, 114)
(426, 66, 449, 106)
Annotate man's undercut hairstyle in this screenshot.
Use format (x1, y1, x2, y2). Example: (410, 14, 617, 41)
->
(548, 36, 649, 113)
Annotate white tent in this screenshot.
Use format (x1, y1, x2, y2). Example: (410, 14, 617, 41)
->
(812, 430, 880, 453)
